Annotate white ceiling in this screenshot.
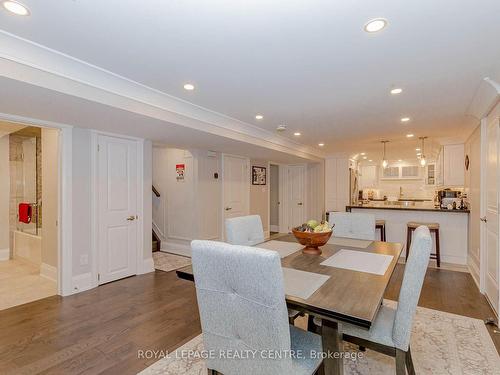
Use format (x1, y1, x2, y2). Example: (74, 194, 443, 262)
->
(0, 0, 499, 157)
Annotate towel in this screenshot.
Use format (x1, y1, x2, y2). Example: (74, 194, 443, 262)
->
(18, 203, 32, 224)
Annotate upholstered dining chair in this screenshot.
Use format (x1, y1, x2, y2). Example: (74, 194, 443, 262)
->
(328, 212, 376, 240)
(313, 225, 432, 375)
(191, 240, 324, 375)
(225, 215, 265, 246)
(225, 215, 302, 323)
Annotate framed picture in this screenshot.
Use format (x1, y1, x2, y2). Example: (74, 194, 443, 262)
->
(252, 166, 266, 185)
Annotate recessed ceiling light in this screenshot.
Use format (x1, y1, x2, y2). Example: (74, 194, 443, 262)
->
(183, 83, 195, 91)
(415, 148, 421, 151)
(406, 134, 414, 138)
(276, 125, 287, 132)
(390, 88, 403, 95)
(368, 159, 373, 162)
(318, 143, 325, 147)
(294, 132, 301, 136)
(401, 117, 411, 122)
(255, 115, 263, 120)
(3, 1, 29, 15)
(360, 152, 366, 156)
(417, 153, 422, 156)
(363, 156, 367, 159)
(364, 18, 388, 33)
(398, 159, 402, 162)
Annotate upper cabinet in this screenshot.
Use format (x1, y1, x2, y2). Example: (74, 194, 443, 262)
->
(379, 164, 422, 180)
(437, 144, 465, 186)
(359, 165, 378, 188)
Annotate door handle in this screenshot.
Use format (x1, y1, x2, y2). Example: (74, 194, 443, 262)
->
(225, 207, 232, 211)
(126, 215, 136, 221)
(298, 202, 303, 206)
(480, 216, 487, 223)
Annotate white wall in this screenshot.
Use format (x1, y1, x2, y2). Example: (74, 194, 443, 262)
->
(153, 147, 222, 253)
(250, 159, 270, 234)
(71, 127, 92, 277)
(41, 128, 59, 269)
(325, 158, 350, 212)
(0, 135, 9, 258)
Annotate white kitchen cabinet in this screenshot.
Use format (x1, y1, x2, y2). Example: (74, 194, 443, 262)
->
(325, 157, 350, 212)
(359, 165, 377, 188)
(442, 144, 465, 186)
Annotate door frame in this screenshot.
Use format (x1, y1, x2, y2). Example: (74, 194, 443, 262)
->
(0, 112, 71, 296)
(283, 164, 307, 231)
(91, 130, 144, 287)
(220, 153, 250, 240)
(268, 162, 280, 234)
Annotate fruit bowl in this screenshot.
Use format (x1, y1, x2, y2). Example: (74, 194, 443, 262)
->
(292, 228, 333, 255)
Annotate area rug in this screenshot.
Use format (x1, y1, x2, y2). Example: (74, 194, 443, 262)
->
(138, 300, 500, 375)
(153, 252, 191, 273)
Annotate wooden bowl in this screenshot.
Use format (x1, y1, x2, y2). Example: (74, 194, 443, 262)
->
(292, 229, 333, 255)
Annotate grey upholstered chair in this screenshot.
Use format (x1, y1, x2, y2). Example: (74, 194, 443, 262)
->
(314, 225, 432, 375)
(225, 215, 265, 246)
(191, 240, 324, 375)
(225, 215, 302, 323)
(328, 212, 376, 240)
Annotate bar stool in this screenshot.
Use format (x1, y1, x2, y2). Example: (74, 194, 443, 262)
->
(406, 222, 440, 267)
(376, 219, 386, 241)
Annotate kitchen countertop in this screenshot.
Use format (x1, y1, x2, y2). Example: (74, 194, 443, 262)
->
(346, 202, 470, 213)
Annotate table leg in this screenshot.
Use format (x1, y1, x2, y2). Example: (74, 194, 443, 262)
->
(321, 319, 344, 375)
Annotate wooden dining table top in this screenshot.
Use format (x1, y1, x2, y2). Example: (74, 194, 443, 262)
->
(176, 234, 403, 329)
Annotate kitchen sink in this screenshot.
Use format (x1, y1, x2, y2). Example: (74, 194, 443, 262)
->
(384, 200, 416, 207)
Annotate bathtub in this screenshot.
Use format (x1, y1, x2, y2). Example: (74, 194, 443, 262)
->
(13, 230, 42, 265)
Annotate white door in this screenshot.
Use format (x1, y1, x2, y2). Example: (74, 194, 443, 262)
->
(288, 165, 305, 229)
(98, 135, 138, 284)
(485, 117, 499, 314)
(222, 155, 249, 233)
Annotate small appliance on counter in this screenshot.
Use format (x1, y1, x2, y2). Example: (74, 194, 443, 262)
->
(437, 189, 463, 209)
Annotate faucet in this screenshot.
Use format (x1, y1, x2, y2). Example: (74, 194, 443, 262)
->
(399, 186, 404, 199)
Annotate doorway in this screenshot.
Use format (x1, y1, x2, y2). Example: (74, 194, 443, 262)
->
(222, 154, 249, 239)
(0, 122, 59, 310)
(287, 164, 306, 230)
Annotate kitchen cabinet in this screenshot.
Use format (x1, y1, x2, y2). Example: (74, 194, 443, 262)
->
(359, 165, 378, 188)
(441, 144, 465, 186)
(380, 164, 422, 180)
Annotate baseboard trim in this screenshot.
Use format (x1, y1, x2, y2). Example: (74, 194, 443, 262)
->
(40, 263, 58, 282)
(138, 257, 154, 274)
(70, 272, 93, 295)
(162, 240, 192, 258)
(270, 225, 279, 232)
(0, 248, 9, 261)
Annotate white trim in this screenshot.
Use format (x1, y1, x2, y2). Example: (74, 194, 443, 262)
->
(468, 255, 481, 291)
(91, 131, 145, 286)
(161, 241, 192, 258)
(40, 263, 58, 282)
(0, 248, 9, 261)
(0, 31, 323, 162)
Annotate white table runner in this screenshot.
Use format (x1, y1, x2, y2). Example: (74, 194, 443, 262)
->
(282, 268, 330, 299)
(328, 237, 372, 248)
(256, 240, 303, 258)
(320, 249, 393, 275)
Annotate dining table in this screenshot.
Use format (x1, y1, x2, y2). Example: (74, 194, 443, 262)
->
(176, 234, 403, 375)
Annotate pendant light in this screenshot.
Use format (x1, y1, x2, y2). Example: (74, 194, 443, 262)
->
(419, 136, 428, 167)
(381, 140, 389, 168)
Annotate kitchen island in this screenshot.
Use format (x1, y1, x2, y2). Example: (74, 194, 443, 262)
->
(346, 202, 469, 265)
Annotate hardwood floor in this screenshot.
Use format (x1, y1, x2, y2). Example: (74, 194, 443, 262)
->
(0, 266, 498, 375)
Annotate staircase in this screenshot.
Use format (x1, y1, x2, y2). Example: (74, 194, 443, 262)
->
(152, 230, 161, 252)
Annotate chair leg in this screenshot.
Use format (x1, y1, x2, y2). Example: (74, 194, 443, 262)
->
(307, 314, 317, 333)
(405, 346, 416, 375)
(435, 229, 441, 268)
(382, 226, 386, 242)
(395, 349, 406, 375)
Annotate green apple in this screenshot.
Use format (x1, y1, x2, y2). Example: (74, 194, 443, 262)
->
(307, 219, 319, 229)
